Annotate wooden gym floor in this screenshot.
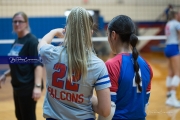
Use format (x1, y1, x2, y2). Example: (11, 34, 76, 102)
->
(0, 52, 180, 120)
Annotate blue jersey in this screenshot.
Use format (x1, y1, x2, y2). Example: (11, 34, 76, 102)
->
(105, 53, 153, 120)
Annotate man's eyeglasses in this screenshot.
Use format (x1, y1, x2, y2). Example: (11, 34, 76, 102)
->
(13, 21, 26, 24)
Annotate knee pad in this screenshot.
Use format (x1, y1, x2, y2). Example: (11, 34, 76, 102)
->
(97, 101, 116, 120)
(171, 75, 180, 87)
(166, 76, 172, 87)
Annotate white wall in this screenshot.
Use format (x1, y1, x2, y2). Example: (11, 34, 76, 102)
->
(0, 0, 180, 21)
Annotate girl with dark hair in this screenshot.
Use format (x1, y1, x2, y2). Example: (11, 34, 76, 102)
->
(104, 15, 153, 120)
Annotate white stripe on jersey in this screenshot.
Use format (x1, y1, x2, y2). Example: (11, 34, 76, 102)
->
(110, 92, 117, 95)
(96, 77, 110, 83)
(146, 91, 150, 94)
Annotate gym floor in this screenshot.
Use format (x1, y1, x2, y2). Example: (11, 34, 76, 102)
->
(0, 52, 180, 120)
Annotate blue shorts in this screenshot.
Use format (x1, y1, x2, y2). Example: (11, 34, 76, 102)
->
(46, 118, 94, 120)
(164, 44, 180, 58)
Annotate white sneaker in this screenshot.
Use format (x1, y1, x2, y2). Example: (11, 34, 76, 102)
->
(166, 97, 180, 108)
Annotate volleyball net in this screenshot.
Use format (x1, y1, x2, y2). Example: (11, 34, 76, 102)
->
(0, 35, 166, 44)
(0, 35, 166, 57)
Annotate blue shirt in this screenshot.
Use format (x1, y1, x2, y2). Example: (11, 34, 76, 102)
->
(106, 53, 153, 120)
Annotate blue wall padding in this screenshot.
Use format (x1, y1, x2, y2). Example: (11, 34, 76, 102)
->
(0, 16, 104, 55)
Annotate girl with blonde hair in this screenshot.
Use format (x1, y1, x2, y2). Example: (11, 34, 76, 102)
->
(38, 7, 111, 120)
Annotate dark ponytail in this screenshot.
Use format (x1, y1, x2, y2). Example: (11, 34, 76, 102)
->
(130, 34, 142, 92)
(108, 15, 142, 92)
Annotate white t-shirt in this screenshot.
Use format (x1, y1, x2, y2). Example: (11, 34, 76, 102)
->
(165, 19, 180, 45)
(39, 44, 111, 120)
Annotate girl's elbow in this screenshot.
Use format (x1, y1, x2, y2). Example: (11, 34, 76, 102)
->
(101, 109, 111, 117)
